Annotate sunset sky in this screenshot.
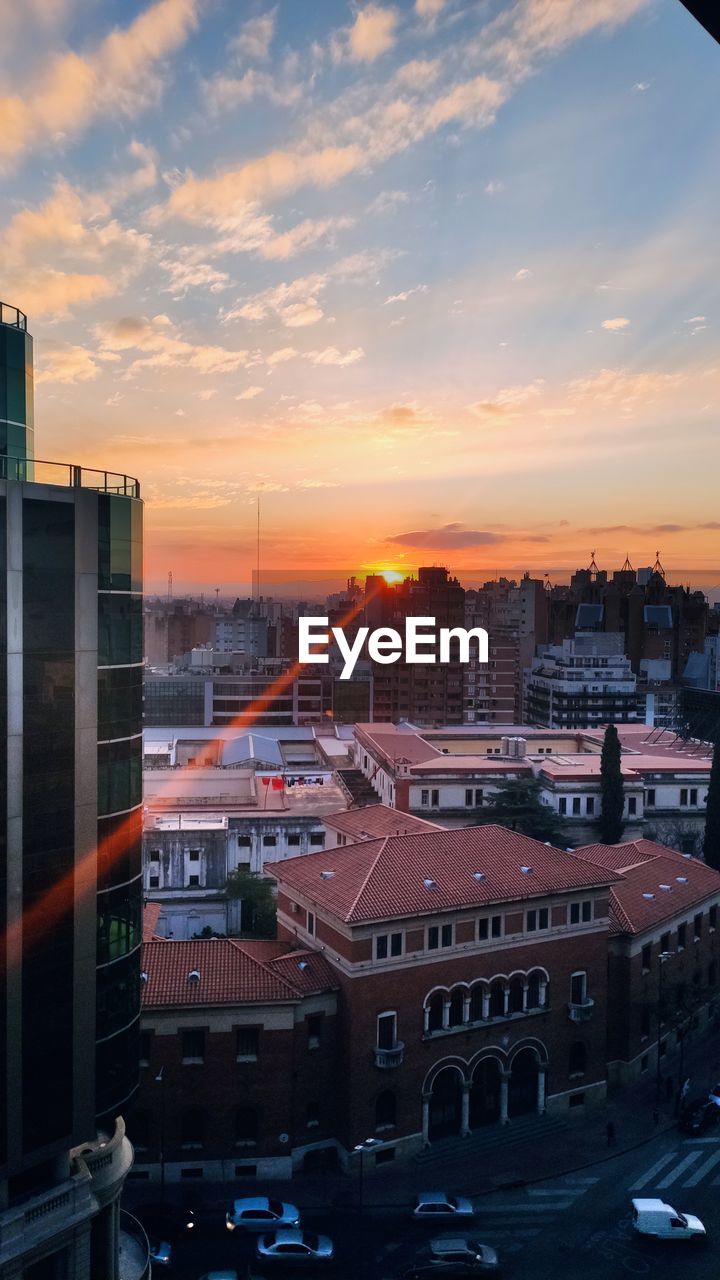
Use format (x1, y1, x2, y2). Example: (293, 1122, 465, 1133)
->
(1, 0, 718, 593)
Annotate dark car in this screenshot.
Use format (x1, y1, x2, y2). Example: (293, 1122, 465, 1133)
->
(136, 1201, 197, 1241)
(679, 1100, 720, 1136)
(401, 1235, 500, 1277)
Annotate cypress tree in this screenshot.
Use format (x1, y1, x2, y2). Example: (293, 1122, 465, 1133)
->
(704, 734, 720, 870)
(599, 723, 624, 844)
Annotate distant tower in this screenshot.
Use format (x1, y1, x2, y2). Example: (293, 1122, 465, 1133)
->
(167, 569, 173, 602)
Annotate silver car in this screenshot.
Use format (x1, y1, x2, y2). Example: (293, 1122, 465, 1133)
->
(225, 1197, 301, 1232)
(413, 1193, 475, 1222)
(255, 1228, 335, 1265)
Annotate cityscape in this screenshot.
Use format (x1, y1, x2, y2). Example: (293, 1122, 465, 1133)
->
(1, 3, 719, 1280)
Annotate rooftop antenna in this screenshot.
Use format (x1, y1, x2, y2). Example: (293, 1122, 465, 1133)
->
(652, 550, 666, 580)
(621, 553, 634, 573)
(589, 550, 600, 581)
(256, 494, 261, 602)
(167, 570, 173, 603)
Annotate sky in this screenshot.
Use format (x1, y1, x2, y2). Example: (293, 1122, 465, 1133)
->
(1, 0, 718, 594)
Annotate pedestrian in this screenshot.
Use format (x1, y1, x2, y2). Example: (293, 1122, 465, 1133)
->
(606, 1120, 615, 1146)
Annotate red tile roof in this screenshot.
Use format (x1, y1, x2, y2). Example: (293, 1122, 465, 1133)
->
(270, 825, 618, 924)
(574, 840, 720, 936)
(324, 804, 440, 839)
(143, 902, 163, 942)
(141, 938, 337, 1007)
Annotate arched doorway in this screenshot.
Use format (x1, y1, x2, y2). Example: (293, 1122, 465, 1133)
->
(469, 1058, 502, 1127)
(508, 1048, 539, 1118)
(428, 1067, 463, 1140)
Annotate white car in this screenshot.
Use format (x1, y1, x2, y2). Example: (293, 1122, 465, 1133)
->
(412, 1193, 475, 1222)
(255, 1228, 335, 1264)
(631, 1198, 706, 1240)
(225, 1197, 301, 1232)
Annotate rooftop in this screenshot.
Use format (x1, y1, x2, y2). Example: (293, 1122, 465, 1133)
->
(141, 936, 338, 1006)
(0, 455, 140, 498)
(270, 825, 618, 924)
(143, 767, 348, 817)
(323, 803, 440, 840)
(574, 839, 720, 935)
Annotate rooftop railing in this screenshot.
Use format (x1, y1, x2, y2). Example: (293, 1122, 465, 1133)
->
(0, 455, 140, 499)
(0, 302, 27, 330)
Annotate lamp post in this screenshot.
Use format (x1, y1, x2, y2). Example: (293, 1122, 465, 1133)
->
(155, 1066, 166, 1203)
(655, 951, 673, 1105)
(354, 1138, 383, 1279)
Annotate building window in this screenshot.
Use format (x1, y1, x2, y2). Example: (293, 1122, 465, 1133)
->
(690, 788, 698, 806)
(420, 789, 429, 807)
(559, 798, 567, 815)
(310, 832, 325, 846)
(641, 944, 652, 972)
(377, 1011, 397, 1050)
(572, 797, 581, 815)
(139, 1030, 152, 1066)
(431, 789, 439, 807)
(237, 836, 252, 847)
(149, 874, 160, 889)
(375, 1089, 396, 1130)
(288, 833, 301, 846)
(426, 992, 444, 1033)
(694, 913, 703, 941)
(680, 788, 688, 806)
(628, 797, 637, 816)
(489, 979, 505, 1018)
(660, 931, 670, 952)
(236, 1027, 259, 1061)
(235, 1107, 258, 1146)
(709, 961, 717, 987)
(375, 931, 403, 960)
(645, 789, 656, 807)
(678, 923, 687, 950)
(570, 972, 587, 1005)
(307, 911, 316, 936)
(526, 907, 549, 933)
(640, 1006, 651, 1038)
(262, 835, 277, 847)
(568, 1042, 587, 1076)
(490, 914, 502, 938)
(710, 906, 717, 932)
(307, 1014, 323, 1049)
(189, 849, 200, 862)
(187, 874, 200, 887)
(180, 1109, 205, 1148)
(586, 797, 595, 816)
(181, 1028, 205, 1063)
(570, 901, 592, 925)
(526, 971, 543, 1009)
(465, 789, 474, 807)
(428, 923, 453, 950)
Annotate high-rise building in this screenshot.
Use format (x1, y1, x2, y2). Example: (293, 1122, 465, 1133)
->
(0, 304, 146, 1279)
(523, 633, 639, 728)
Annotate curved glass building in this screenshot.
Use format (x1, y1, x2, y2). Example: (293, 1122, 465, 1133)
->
(0, 304, 146, 1279)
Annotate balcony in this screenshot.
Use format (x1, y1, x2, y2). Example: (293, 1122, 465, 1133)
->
(374, 1041, 405, 1068)
(568, 998, 594, 1023)
(0, 455, 140, 498)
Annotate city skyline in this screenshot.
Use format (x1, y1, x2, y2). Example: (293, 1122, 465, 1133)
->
(1, 0, 718, 591)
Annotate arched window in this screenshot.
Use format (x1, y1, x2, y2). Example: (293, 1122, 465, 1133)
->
(569, 1042, 587, 1076)
(509, 976, 525, 1014)
(490, 979, 505, 1018)
(469, 984, 485, 1022)
(235, 1107, 258, 1146)
(427, 991, 444, 1033)
(375, 1090, 396, 1129)
(180, 1108, 205, 1147)
(527, 971, 542, 1009)
(448, 988, 465, 1027)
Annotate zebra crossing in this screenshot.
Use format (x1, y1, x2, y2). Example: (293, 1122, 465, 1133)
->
(629, 1138, 720, 1192)
(468, 1174, 600, 1245)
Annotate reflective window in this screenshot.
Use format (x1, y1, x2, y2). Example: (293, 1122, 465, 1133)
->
(98, 736, 142, 814)
(98, 494, 142, 591)
(98, 666, 143, 740)
(97, 809, 142, 891)
(97, 882, 142, 965)
(98, 593, 143, 665)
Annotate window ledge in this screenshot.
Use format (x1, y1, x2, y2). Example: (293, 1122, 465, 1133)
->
(423, 1007, 549, 1039)
(182, 1057, 204, 1065)
(236, 1055, 258, 1063)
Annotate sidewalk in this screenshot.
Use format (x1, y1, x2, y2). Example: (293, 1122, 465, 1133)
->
(124, 1028, 720, 1215)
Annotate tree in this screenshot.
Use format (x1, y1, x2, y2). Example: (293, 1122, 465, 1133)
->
(704, 733, 720, 870)
(226, 868, 277, 938)
(476, 777, 567, 845)
(599, 723, 624, 844)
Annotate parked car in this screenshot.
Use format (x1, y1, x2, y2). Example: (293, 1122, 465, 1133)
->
(631, 1198, 706, 1240)
(226, 1198, 301, 1232)
(412, 1194, 475, 1222)
(401, 1234, 500, 1276)
(680, 1100, 720, 1135)
(255, 1228, 335, 1265)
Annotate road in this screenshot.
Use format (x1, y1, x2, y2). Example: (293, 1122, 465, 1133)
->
(134, 1125, 720, 1278)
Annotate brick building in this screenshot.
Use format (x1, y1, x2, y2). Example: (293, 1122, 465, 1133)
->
(272, 827, 616, 1161)
(129, 931, 339, 1181)
(573, 839, 720, 1087)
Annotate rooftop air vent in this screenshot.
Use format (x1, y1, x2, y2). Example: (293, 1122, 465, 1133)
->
(659, 884, 672, 891)
(520, 866, 533, 875)
(298, 960, 308, 971)
(682, 852, 693, 859)
(642, 893, 655, 900)
(320, 870, 335, 880)
(140, 971, 148, 983)
(423, 878, 438, 889)
(188, 969, 201, 982)
(676, 876, 689, 884)
(472, 871, 485, 881)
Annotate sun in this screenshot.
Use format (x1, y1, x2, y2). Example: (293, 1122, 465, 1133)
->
(379, 569, 404, 584)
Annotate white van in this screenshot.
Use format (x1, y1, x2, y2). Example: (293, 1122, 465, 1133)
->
(631, 1198, 706, 1240)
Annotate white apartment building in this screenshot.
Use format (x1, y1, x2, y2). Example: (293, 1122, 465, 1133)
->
(524, 634, 639, 729)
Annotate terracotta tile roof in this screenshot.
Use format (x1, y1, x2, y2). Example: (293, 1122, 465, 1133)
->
(143, 902, 163, 942)
(324, 804, 440, 839)
(141, 938, 337, 1007)
(355, 725, 441, 765)
(574, 840, 720, 936)
(270, 825, 619, 924)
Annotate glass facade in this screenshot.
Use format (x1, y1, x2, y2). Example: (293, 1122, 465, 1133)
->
(0, 319, 34, 462)
(0, 497, 5, 1169)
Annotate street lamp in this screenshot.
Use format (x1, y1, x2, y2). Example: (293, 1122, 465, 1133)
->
(655, 951, 674, 1105)
(155, 1066, 166, 1203)
(354, 1138, 383, 1279)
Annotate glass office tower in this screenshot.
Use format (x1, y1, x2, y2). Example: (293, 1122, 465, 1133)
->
(0, 304, 146, 1280)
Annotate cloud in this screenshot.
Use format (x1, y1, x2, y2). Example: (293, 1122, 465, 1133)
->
(266, 347, 298, 366)
(513, 267, 532, 281)
(15, 270, 115, 318)
(223, 252, 393, 328)
(197, 388, 217, 400)
(388, 523, 504, 549)
(633, 81, 650, 91)
(367, 189, 410, 214)
(469, 381, 544, 418)
(35, 341, 100, 384)
(416, 0, 449, 14)
(484, 179, 504, 194)
(601, 316, 630, 330)
(231, 11, 276, 61)
(348, 5, 399, 62)
(259, 215, 354, 261)
(385, 284, 428, 304)
(206, 69, 303, 112)
(305, 347, 365, 366)
(685, 316, 706, 324)
(235, 386, 264, 400)
(394, 59, 441, 89)
(0, 0, 200, 168)
(160, 254, 230, 295)
(96, 313, 252, 375)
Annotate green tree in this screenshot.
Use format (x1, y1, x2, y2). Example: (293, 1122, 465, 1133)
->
(477, 777, 567, 844)
(703, 733, 720, 870)
(599, 723, 624, 844)
(226, 868, 277, 938)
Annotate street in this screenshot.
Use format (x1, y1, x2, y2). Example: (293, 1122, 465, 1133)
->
(131, 1120, 720, 1278)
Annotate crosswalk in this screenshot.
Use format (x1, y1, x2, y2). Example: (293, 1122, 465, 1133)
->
(468, 1174, 600, 1246)
(629, 1138, 720, 1192)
